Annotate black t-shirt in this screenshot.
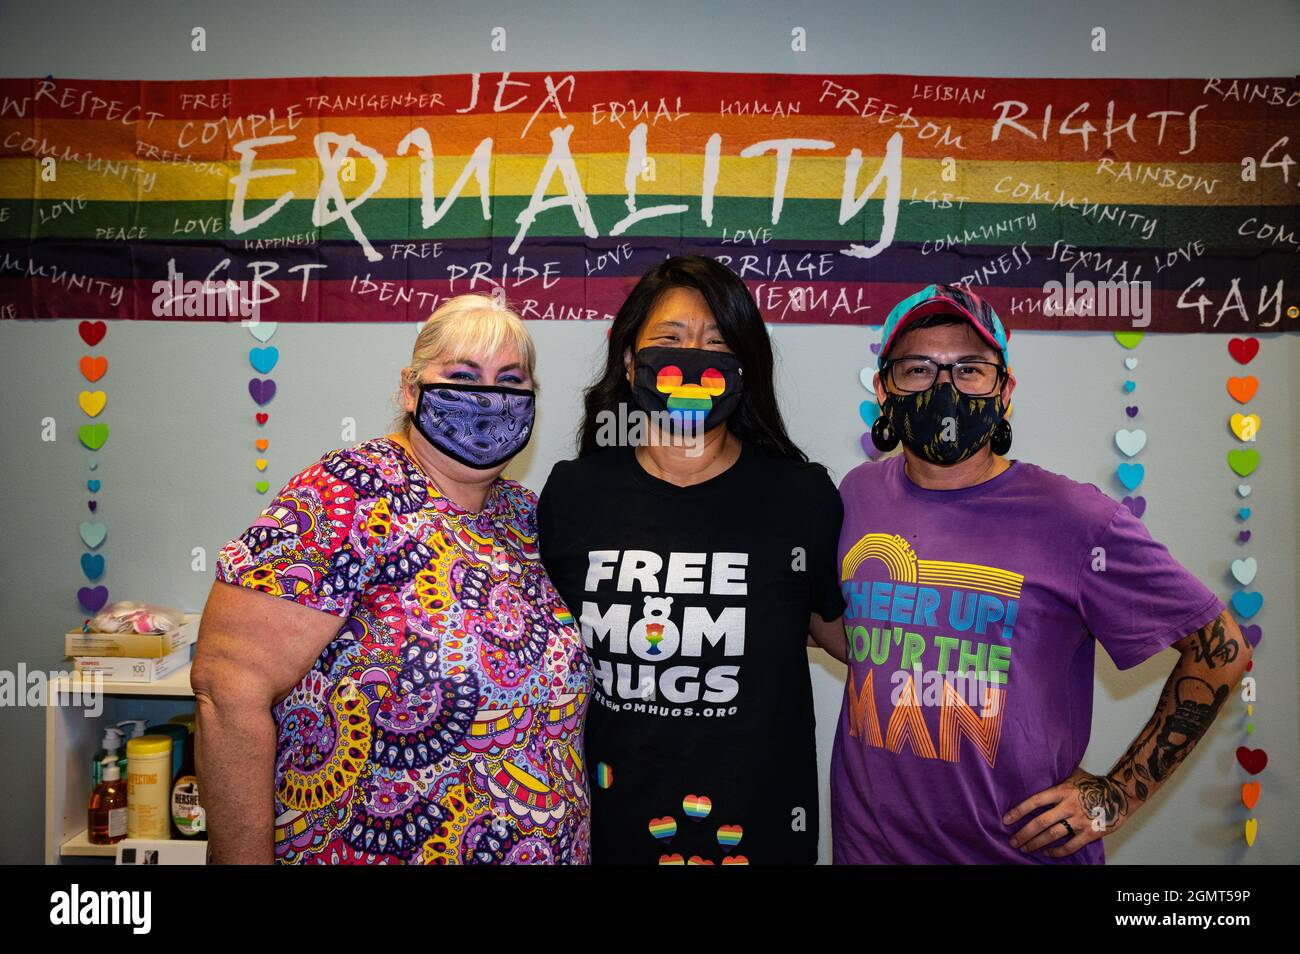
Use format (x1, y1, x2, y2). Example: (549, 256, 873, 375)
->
(537, 441, 845, 865)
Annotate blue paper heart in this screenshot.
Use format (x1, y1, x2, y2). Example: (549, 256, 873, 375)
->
(249, 346, 279, 374)
(80, 553, 105, 580)
(859, 401, 881, 426)
(1122, 380, 1136, 393)
(1117, 462, 1145, 491)
(1230, 591, 1263, 619)
(87, 479, 100, 493)
(1238, 507, 1251, 520)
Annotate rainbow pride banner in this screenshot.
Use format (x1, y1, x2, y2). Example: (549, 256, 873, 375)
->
(0, 71, 1296, 331)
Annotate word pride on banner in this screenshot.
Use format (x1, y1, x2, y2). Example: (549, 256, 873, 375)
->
(0, 72, 1295, 331)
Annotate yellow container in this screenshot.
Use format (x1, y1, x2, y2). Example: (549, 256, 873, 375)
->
(127, 735, 173, 839)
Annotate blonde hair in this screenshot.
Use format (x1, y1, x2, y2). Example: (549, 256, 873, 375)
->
(391, 294, 537, 434)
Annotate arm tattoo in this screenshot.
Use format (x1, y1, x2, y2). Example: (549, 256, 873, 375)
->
(1187, 617, 1239, 670)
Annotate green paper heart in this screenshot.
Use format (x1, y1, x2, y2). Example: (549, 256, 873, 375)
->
(79, 423, 109, 450)
(1227, 448, 1260, 477)
(1114, 332, 1145, 350)
(255, 481, 270, 494)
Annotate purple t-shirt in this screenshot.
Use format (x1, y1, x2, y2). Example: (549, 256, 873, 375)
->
(831, 455, 1223, 864)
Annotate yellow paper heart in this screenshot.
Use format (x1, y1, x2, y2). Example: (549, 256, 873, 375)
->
(78, 390, 107, 417)
(255, 458, 269, 471)
(1230, 413, 1260, 442)
(1244, 818, 1257, 846)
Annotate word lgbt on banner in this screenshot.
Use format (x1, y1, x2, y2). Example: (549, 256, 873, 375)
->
(0, 71, 1295, 331)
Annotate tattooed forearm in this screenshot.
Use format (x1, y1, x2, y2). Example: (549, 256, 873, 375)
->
(1097, 612, 1246, 816)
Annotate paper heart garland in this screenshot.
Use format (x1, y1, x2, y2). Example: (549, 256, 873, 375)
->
(255, 412, 268, 426)
(78, 390, 106, 417)
(1240, 624, 1262, 648)
(256, 438, 269, 452)
(1114, 332, 1144, 349)
(1230, 558, 1258, 586)
(1125, 406, 1138, 418)
(1121, 495, 1146, 518)
(1238, 507, 1251, 521)
(255, 481, 270, 494)
(1124, 357, 1138, 370)
(1235, 746, 1267, 775)
(1229, 413, 1260, 442)
(255, 458, 269, 471)
(88, 501, 97, 512)
(860, 432, 884, 460)
(87, 479, 100, 493)
(247, 321, 278, 343)
(78, 423, 109, 450)
(858, 368, 875, 391)
(79, 355, 108, 382)
(1114, 429, 1147, 457)
(1241, 782, 1260, 810)
(1237, 530, 1251, 543)
(1237, 484, 1251, 498)
(249, 346, 279, 374)
(1244, 819, 1257, 847)
(1230, 591, 1263, 619)
(1227, 337, 1259, 365)
(1117, 463, 1145, 491)
(1227, 449, 1259, 476)
(859, 401, 880, 426)
(1226, 376, 1258, 403)
(79, 522, 107, 548)
(78, 320, 106, 347)
(77, 586, 109, 613)
(1122, 380, 1136, 393)
(248, 378, 277, 405)
(80, 553, 105, 580)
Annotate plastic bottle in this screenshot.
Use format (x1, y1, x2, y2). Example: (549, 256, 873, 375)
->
(87, 760, 128, 845)
(126, 736, 173, 839)
(115, 719, 148, 777)
(170, 729, 206, 839)
(91, 726, 123, 787)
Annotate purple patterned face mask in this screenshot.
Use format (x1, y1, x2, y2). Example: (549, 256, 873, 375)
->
(410, 382, 536, 469)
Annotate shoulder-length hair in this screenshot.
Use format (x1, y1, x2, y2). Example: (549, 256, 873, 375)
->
(578, 255, 807, 462)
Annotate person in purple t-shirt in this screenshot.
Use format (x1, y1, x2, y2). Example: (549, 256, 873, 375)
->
(831, 283, 1251, 864)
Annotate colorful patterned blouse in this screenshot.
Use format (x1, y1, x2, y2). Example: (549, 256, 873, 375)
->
(214, 435, 592, 864)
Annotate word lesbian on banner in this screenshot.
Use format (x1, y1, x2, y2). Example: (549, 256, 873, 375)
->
(0, 73, 1296, 330)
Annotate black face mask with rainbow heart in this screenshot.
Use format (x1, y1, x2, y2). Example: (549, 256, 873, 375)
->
(630, 346, 744, 434)
(884, 381, 1005, 465)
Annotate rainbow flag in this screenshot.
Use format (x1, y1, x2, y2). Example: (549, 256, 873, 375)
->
(0, 71, 1295, 332)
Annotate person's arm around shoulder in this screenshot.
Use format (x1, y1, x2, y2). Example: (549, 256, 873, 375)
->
(191, 584, 346, 863)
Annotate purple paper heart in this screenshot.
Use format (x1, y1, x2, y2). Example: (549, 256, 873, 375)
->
(860, 432, 884, 460)
(77, 585, 109, 613)
(1240, 624, 1262, 648)
(1125, 406, 1138, 418)
(248, 378, 277, 406)
(1237, 530, 1251, 543)
(869, 342, 882, 355)
(88, 500, 97, 512)
(1121, 495, 1146, 518)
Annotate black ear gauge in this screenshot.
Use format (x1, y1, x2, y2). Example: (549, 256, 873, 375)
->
(990, 418, 1013, 456)
(871, 413, 900, 452)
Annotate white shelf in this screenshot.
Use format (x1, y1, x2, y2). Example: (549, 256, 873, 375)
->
(45, 614, 205, 864)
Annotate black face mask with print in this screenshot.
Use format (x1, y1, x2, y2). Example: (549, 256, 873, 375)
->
(630, 346, 744, 433)
(884, 381, 1005, 465)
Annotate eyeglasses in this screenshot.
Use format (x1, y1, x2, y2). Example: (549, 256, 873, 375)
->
(884, 356, 1005, 396)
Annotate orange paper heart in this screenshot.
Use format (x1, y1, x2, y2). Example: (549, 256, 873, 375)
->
(1226, 376, 1259, 404)
(256, 439, 269, 451)
(1242, 782, 1260, 809)
(80, 355, 108, 382)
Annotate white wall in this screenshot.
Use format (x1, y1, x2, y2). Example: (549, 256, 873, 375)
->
(1, 0, 1296, 864)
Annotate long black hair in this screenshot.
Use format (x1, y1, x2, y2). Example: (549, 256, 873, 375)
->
(578, 255, 807, 462)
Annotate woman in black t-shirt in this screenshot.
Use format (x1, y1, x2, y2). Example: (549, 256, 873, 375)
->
(537, 255, 847, 865)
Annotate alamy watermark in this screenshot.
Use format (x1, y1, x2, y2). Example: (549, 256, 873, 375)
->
(1, 665, 103, 717)
(594, 402, 707, 457)
(1041, 274, 1152, 327)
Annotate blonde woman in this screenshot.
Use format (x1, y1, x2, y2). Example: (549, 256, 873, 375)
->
(193, 294, 592, 864)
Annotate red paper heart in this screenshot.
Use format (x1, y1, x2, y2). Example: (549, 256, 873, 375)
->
(80, 355, 108, 382)
(256, 412, 268, 425)
(1236, 746, 1267, 775)
(1228, 337, 1259, 365)
(79, 320, 106, 347)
